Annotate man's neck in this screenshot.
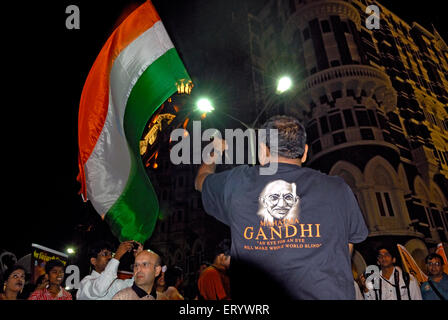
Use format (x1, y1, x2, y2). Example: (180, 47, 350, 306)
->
(212, 263, 226, 272)
(48, 284, 61, 296)
(381, 265, 395, 278)
(138, 283, 153, 295)
(430, 274, 443, 283)
(272, 157, 302, 167)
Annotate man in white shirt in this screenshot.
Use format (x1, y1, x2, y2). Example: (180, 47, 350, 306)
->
(362, 246, 422, 300)
(76, 240, 141, 300)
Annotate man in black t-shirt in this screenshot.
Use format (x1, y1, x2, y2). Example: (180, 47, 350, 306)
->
(194, 115, 368, 300)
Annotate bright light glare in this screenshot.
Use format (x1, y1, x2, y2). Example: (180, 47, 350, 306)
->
(277, 76, 292, 93)
(67, 248, 75, 254)
(196, 98, 214, 113)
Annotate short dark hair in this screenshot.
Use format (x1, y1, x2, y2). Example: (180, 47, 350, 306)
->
(375, 245, 397, 259)
(425, 253, 444, 265)
(259, 115, 307, 159)
(164, 266, 183, 287)
(45, 259, 65, 274)
(87, 240, 114, 260)
(214, 239, 231, 258)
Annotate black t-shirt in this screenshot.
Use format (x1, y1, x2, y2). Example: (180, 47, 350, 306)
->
(202, 163, 368, 300)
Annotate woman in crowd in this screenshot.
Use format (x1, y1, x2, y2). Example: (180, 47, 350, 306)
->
(0, 264, 26, 300)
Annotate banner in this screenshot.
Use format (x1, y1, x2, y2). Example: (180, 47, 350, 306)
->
(435, 243, 448, 274)
(31, 243, 68, 284)
(396, 244, 428, 284)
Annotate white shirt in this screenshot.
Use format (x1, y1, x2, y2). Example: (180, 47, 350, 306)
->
(364, 266, 422, 300)
(76, 258, 133, 300)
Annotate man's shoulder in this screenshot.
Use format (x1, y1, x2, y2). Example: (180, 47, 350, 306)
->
(112, 287, 134, 300)
(200, 266, 221, 278)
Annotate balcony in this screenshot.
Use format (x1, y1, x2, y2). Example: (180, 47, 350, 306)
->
(297, 65, 397, 114)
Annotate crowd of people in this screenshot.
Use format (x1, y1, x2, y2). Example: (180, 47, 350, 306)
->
(0, 239, 446, 300)
(0, 239, 232, 301)
(1, 115, 447, 301)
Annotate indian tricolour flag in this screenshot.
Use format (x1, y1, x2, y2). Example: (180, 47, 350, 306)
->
(77, 1, 190, 243)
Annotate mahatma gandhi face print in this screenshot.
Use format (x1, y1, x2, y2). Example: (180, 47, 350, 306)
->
(257, 180, 300, 222)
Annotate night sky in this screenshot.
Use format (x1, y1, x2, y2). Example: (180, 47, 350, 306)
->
(1, 0, 447, 260)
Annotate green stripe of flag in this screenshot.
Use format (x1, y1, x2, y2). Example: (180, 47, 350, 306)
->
(105, 49, 190, 243)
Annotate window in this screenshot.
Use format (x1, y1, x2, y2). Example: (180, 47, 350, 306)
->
(332, 132, 347, 145)
(376, 192, 395, 217)
(319, 116, 329, 134)
(360, 128, 375, 140)
(355, 110, 370, 126)
(329, 113, 343, 131)
(343, 109, 355, 127)
(307, 122, 319, 142)
(367, 110, 378, 127)
(321, 20, 331, 33)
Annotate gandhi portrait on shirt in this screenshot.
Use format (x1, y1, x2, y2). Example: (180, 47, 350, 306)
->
(257, 180, 300, 223)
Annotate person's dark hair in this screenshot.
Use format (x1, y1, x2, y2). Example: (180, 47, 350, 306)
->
(214, 239, 231, 258)
(259, 115, 307, 159)
(45, 259, 65, 274)
(425, 253, 444, 265)
(87, 240, 114, 260)
(1, 264, 26, 291)
(375, 245, 397, 259)
(164, 266, 183, 287)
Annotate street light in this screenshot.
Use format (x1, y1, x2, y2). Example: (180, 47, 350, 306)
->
(196, 98, 215, 113)
(66, 247, 75, 255)
(276, 76, 292, 94)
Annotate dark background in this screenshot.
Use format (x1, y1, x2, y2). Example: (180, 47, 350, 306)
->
(1, 0, 447, 260)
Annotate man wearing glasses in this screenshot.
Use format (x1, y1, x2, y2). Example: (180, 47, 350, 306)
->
(362, 246, 422, 300)
(77, 240, 141, 300)
(420, 253, 448, 300)
(112, 249, 162, 300)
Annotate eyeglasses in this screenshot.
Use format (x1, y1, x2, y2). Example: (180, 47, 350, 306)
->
(427, 262, 441, 267)
(265, 193, 296, 205)
(132, 262, 158, 270)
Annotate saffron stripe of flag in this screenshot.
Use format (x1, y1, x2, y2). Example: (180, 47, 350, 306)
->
(77, 1, 190, 242)
(396, 244, 428, 284)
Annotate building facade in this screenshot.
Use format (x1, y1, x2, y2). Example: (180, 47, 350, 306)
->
(248, 0, 448, 273)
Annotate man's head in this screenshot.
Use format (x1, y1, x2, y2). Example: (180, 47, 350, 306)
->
(259, 115, 308, 164)
(133, 250, 162, 293)
(88, 241, 114, 273)
(425, 253, 444, 278)
(45, 259, 65, 287)
(164, 266, 184, 288)
(259, 180, 299, 221)
(376, 246, 396, 269)
(213, 239, 231, 270)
